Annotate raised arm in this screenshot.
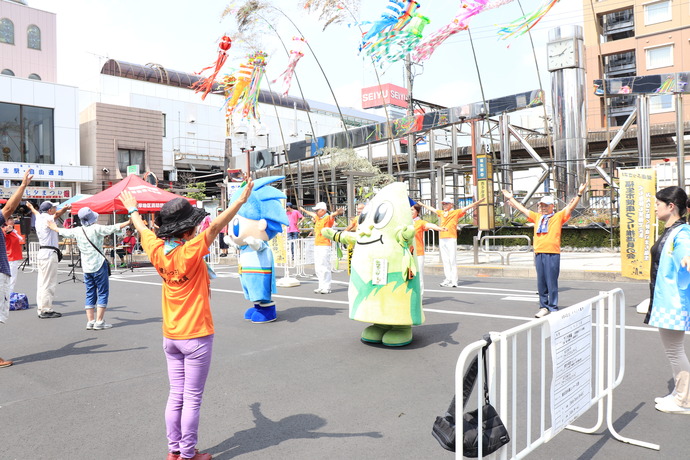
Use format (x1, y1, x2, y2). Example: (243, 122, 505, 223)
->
(564, 183, 587, 216)
(418, 201, 439, 214)
(118, 191, 149, 236)
(206, 178, 254, 245)
(26, 201, 39, 217)
(299, 206, 317, 220)
(459, 197, 486, 214)
(501, 190, 530, 218)
(2, 170, 32, 220)
(55, 204, 71, 219)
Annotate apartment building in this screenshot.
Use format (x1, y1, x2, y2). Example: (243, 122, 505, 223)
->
(583, 0, 690, 130)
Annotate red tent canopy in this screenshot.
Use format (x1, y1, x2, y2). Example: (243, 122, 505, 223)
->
(70, 175, 196, 214)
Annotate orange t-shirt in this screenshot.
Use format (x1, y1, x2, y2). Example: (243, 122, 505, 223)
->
(436, 209, 466, 239)
(528, 210, 571, 254)
(413, 219, 427, 256)
(140, 229, 213, 340)
(314, 214, 335, 246)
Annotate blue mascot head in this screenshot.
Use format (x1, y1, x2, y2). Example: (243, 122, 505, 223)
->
(230, 176, 289, 240)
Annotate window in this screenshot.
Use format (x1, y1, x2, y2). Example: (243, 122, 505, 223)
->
(646, 44, 673, 69)
(650, 94, 674, 113)
(162, 113, 167, 137)
(1, 69, 14, 76)
(0, 18, 14, 45)
(118, 149, 145, 174)
(645, 0, 671, 25)
(28, 73, 41, 80)
(27, 25, 40, 50)
(0, 102, 54, 163)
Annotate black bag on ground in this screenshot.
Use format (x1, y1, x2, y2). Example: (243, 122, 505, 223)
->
(432, 335, 510, 457)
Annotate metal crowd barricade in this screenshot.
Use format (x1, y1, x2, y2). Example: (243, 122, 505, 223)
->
(472, 235, 532, 265)
(454, 288, 658, 459)
(271, 234, 313, 279)
(26, 241, 39, 272)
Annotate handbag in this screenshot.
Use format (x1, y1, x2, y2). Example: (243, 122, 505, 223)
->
(40, 245, 63, 262)
(432, 335, 510, 457)
(81, 227, 111, 276)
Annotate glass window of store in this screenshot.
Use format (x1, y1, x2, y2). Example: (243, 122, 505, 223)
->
(118, 149, 145, 174)
(0, 102, 54, 164)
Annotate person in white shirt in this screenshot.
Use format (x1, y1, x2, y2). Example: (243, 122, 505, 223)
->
(27, 201, 71, 319)
(47, 207, 129, 330)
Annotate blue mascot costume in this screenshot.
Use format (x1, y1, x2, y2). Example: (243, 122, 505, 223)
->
(226, 176, 288, 323)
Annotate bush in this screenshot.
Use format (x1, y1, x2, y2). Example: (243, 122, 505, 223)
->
(457, 225, 620, 248)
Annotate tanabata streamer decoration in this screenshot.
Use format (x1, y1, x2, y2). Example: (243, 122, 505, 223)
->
(413, 0, 516, 62)
(359, 0, 430, 65)
(498, 0, 560, 41)
(221, 74, 237, 136)
(241, 51, 268, 123)
(191, 35, 232, 100)
(271, 37, 306, 97)
(223, 62, 253, 130)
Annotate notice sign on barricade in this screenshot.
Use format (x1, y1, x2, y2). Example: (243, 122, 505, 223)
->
(549, 303, 592, 436)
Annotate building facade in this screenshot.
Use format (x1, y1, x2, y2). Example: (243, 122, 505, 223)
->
(583, 0, 690, 130)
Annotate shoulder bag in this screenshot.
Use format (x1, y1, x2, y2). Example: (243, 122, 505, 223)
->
(81, 227, 111, 276)
(432, 335, 510, 457)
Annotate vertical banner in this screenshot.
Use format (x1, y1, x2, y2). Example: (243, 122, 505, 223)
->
(619, 168, 656, 280)
(476, 154, 495, 231)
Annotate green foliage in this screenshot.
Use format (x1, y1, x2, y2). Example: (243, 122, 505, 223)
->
(184, 182, 208, 201)
(456, 225, 621, 248)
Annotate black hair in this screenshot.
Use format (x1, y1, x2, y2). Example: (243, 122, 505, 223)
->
(172, 227, 196, 239)
(412, 203, 422, 214)
(656, 186, 690, 217)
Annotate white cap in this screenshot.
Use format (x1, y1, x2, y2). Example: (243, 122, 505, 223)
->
(441, 198, 453, 204)
(539, 196, 555, 205)
(313, 202, 327, 211)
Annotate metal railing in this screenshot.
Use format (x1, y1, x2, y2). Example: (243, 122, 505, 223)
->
(473, 235, 532, 265)
(453, 288, 658, 459)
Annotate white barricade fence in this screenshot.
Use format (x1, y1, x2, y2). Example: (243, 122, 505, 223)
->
(208, 238, 220, 266)
(454, 288, 658, 459)
(27, 241, 39, 271)
(271, 233, 313, 279)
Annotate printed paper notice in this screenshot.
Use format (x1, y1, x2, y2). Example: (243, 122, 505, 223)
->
(548, 303, 592, 436)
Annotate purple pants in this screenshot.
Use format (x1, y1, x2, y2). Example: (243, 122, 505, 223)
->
(163, 334, 214, 458)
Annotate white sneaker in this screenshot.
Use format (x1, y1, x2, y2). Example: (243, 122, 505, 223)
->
(655, 393, 675, 404)
(93, 321, 113, 330)
(319, 289, 332, 294)
(655, 397, 690, 414)
(439, 281, 450, 287)
(535, 308, 550, 318)
(314, 288, 323, 294)
(86, 320, 95, 330)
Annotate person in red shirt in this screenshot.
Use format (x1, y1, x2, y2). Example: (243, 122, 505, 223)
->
(502, 184, 586, 318)
(120, 178, 253, 460)
(3, 217, 24, 295)
(114, 227, 137, 267)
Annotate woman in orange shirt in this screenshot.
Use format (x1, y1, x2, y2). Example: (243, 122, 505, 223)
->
(120, 179, 253, 460)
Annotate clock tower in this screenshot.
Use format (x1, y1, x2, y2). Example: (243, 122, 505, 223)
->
(548, 25, 587, 204)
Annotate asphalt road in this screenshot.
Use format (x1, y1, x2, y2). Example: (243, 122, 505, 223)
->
(0, 262, 681, 460)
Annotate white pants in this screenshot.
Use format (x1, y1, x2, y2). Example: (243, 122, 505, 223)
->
(417, 255, 425, 294)
(439, 238, 457, 285)
(8, 259, 21, 294)
(314, 245, 332, 290)
(36, 254, 58, 314)
(0, 273, 10, 323)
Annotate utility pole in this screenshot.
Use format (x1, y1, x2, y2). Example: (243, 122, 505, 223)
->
(405, 54, 417, 197)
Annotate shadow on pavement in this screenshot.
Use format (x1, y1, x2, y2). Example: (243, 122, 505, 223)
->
(11, 337, 147, 364)
(207, 402, 382, 459)
(278, 306, 347, 323)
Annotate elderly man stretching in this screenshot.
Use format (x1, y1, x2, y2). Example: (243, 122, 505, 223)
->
(502, 184, 587, 318)
(419, 197, 484, 288)
(27, 200, 71, 319)
(300, 202, 344, 294)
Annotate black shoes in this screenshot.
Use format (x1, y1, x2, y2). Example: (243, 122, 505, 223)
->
(38, 311, 62, 319)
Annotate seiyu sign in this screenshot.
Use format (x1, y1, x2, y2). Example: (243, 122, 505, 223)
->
(361, 83, 409, 109)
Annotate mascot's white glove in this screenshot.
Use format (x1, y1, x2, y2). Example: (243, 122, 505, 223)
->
(223, 235, 232, 246)
(243, 236, 264, 251)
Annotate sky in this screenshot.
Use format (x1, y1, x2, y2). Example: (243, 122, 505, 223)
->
(27, 0, 587, 113)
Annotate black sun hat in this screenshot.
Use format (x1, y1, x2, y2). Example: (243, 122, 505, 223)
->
(155, 198, 207, 238)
